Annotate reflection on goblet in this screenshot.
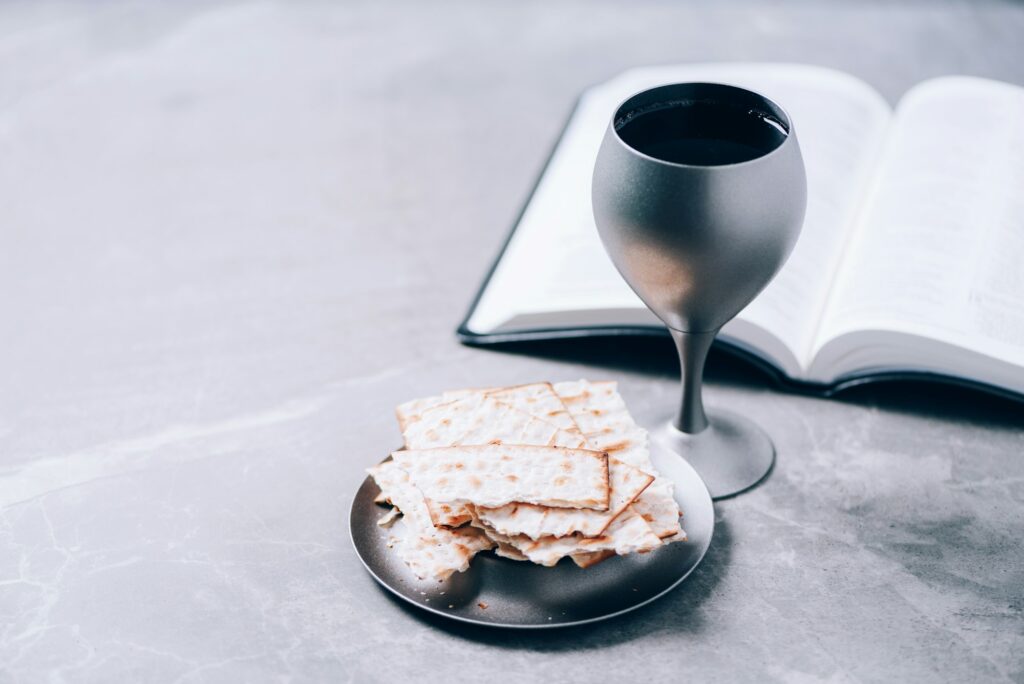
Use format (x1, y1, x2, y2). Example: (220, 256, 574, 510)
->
(592, 82, 807, 499)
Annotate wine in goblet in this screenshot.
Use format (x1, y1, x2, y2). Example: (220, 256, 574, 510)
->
(592, 82, 807, 499)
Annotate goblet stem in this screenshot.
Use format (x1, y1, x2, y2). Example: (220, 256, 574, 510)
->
(658, 327, 775, 499)
(668, 329, 716, 434)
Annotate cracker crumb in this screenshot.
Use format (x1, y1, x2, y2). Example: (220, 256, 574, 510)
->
(477, 602, 488, 609)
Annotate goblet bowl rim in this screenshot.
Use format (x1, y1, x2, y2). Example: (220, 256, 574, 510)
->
(606, 81, 799, 171)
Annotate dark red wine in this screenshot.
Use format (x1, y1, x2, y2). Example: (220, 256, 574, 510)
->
(615, 99, 788, 166)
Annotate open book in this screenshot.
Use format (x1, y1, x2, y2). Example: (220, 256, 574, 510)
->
(458, 63, 1024, 399)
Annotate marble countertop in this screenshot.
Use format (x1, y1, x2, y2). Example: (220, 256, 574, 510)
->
(2, 1, 1022, 682)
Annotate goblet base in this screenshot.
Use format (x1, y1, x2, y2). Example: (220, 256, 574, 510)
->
(651, 408, 775, 500)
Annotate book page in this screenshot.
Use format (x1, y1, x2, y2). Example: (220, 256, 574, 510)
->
(465, 63, 890, 376)
(812, 77, 1024, 381)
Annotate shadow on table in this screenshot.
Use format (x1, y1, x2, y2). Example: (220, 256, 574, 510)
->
(470, 336, 1024, 430)
(386, 517, 733, 649)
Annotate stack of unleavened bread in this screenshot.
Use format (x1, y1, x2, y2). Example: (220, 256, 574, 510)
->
(368, 380, 685, 581)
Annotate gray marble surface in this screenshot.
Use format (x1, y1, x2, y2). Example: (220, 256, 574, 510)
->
(2, 1, 1023, 682)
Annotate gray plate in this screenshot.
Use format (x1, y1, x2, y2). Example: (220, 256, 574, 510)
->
(349, 441, 714, 628)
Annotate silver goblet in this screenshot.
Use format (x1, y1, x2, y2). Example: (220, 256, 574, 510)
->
(592, 82, 807, 499)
